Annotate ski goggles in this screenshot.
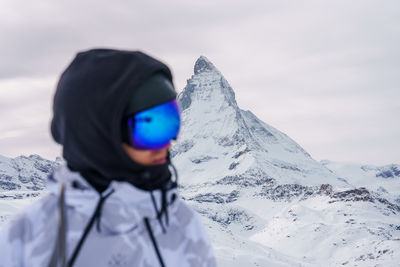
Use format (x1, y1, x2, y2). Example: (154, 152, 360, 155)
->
(127, 99, 181, 150)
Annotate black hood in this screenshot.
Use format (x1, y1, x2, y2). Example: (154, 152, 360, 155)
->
(51, 49, 175, 192)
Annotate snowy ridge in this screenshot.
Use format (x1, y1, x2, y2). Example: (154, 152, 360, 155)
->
(0, 154, 61, 193)
(322, 160, 400, 205)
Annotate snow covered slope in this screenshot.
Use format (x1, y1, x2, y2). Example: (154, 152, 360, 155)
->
(0, 154, 61, 225)
(322, 160, 400, 204)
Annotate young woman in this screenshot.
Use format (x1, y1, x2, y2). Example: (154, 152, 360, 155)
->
(0, 49, 216, 267)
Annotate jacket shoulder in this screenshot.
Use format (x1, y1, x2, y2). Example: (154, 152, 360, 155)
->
(167, 199, 217, 266)
(0, 193, 59, 266)
(2, 193, 58, 240)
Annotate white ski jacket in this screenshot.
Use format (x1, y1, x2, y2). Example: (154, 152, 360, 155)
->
(0, 165, 217, 267)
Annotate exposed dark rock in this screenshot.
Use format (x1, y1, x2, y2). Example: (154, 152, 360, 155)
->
(204, 207, 254, 230)
(216, 170, 275, 188)
(279, 165, 302, 172)
(216, 131, 246, 148)
(376, 165, 400, 178)
(190, 156, 217, 164)
(318, 184, 333, 195)
(178, 82, 196, 111)
(194, 56, 216, 75)
(170, 140, 195, 158)
(327, 187, 400, 213)
(0, 181, 21, 190)
(18, 174, 30, 184)
(232, 148, 250, 159)
(190, 193, 225, 204)
(0, 173, 13, 181)
(226, 190, 240, 203)
(376, 198, 400, 213)
(26, 185, 43, 191)
(33, 159, 56, 173)
(330, 188, 374, 203)
(216, 136, 234, 147)
(229, 162, 239, 170)
(189, 190, 240, 204)
(258, 184, 318, 202)
(0, 192, 41, 199)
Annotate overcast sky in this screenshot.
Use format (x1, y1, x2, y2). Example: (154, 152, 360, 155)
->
(0, 0, 399, 165)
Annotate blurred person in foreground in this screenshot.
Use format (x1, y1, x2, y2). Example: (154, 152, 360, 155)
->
(0, 49, 216, 267)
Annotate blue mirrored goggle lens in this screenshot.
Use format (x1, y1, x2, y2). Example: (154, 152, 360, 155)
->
(127, 100, 181, 150)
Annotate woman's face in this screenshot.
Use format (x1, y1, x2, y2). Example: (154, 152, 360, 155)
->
(122, 142, 171, 166)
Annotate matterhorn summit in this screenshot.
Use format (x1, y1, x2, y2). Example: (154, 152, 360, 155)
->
(194, 56, 219, 75)
(174, 56, 344, 188)
(179, 55, 238, 113)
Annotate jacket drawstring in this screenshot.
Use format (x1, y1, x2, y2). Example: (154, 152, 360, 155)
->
(144, 217, 166, 267)
(150, 191, 167, 234)
(68, 189, 114, 267)
(161, 188, 169, 227)
(149, 160, 179, 233)
(145, 161, 179, 267)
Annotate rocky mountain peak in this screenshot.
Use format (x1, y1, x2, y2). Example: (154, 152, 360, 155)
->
(173, 56, 342, 189)
(194, 55, 217, 74)
(179, 56, 238, 113)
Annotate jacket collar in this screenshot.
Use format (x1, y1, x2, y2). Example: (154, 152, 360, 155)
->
(48, 165, 179, 230)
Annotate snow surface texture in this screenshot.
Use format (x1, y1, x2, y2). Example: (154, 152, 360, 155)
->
(1, 56, 399, 266)
(321, 160, 400, 205)
(0, 154, 61, 192)
(0, 154, 61, 224)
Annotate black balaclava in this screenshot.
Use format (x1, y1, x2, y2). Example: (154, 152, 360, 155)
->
(51, 49, 177, 192)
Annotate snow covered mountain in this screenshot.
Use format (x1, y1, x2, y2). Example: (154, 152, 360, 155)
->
(0, 56, 399, 266)
(174, 56, 346, 188)
(0, 154, 61, 224)
(0, 154, 61, 193)
(172, 56, 400, 266)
